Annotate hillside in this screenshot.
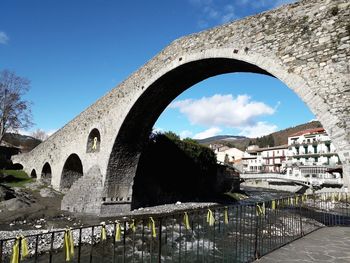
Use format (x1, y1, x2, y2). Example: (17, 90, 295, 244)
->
(1, 133, 41, 153)
(198, 121, 322, 151)
(197, 135, 247, 144)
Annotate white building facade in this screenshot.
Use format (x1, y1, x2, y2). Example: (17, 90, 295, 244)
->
(286, 128, 341, 178)
(242, 145, 287, 173)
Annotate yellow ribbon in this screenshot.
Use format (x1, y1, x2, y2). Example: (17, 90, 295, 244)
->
(271, 200, 276, 210)
(129, 219, 136, 232)
(115, 222, 121, 241)
(256, 204, 263, 216)
(101, 224, 107, 241)
(206, 209, 215, 226)
(224, 207, 229, 225)
(256, 203, 265, 216)
(331, 193, 336, 202)
(92, 137, 98, 150)
(10, 238, 19, 263)
(302, 194, 307, 203)
(11, 235, 29, 263)
(183, 212, 190, 230)
(64, 229, 74, 261)
(21, 236, 28, 259)
(149, 217, 156, 238)
(296, 196, 299, 205)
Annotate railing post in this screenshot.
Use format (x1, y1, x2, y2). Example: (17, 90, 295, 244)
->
(158, 218, 162, 263)
(18, 236, 22, 263)
(254, 206, 259, 260)
(0, 240, 2, 263)
(299, 195, 303, 237)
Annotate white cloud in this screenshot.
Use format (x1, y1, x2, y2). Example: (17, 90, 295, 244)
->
(193, 127, 222, 139)
(221, 5, 236, 23)
(170, 94, 275, 128)
(238, 122, 278, 138)
(179, 130, 193, 139)
(189, 0, 296, 28)
(249, 0, 296, 9)
(0, 31, 9, 44)
(189, 0, 237, 28)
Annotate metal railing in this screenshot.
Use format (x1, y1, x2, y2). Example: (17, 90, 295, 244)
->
(1, 192, 350, 262)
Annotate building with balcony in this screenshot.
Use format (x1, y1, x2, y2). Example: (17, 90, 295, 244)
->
(286, 128, 342, 179)
(260, 145, 288, 173)
(242, 145, 288, 173)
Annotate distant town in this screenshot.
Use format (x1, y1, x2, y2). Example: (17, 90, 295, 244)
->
(210, 126, 343, 188)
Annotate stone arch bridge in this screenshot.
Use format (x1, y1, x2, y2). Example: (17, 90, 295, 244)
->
(12, 0, 350, 215)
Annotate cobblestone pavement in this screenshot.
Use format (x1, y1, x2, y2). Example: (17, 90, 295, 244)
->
(256, 227, 350, 263)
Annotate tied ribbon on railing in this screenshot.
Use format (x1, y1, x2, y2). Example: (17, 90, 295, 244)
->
(256, 203, 265, 216)
(296, 195, 299, 205)
(207, 209, 215, 226)
(271, 200, 276, 210)
(148, 217, 156, 238)
(115, 221, 121, 242)
(101, 224, 107, 241)
(224, 207, 229, 225)
(63, 228, 74, 262)
(302, 194, 307, 203)
(338, 192, 343, 202)
(129, 219, 136, 233)
(331, 193, 336, 202)
(183, 212, 190, 230)
(289, 197, 294, 206)
(11, 236, 29, 263)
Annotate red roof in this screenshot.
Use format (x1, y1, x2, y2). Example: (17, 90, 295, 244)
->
(290, 127, 325, 137)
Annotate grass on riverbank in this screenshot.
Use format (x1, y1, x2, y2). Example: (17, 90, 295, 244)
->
(0, 170, 33, 187)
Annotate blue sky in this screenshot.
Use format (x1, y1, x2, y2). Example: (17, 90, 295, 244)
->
(0, 0, 315, 139)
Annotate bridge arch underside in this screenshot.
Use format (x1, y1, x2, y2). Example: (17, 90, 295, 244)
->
(60, 154, 83, 191)
(105, 57, 315, 204)
(41, 162, 52, 185)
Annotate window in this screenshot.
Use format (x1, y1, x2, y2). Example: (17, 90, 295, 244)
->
(86, 128, 101, 153)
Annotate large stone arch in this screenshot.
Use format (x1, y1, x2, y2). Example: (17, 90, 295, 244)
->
(103, 50, 344, 204)
(60, 153, 83, 191)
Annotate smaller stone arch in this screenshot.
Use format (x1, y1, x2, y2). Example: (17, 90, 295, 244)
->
(12, 163, 23, 170)
(41, 162, 52, 185)
(86, 128, 101, 153)
(30, 169, 37, 178)
(60, 154, 83, 191)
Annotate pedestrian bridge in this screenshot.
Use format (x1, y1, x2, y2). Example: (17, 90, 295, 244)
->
(241, 173, 343, 188)
(11, 0, 350, 215)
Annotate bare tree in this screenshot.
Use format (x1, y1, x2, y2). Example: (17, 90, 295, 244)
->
(31, 128, 49, 141)
(0, 70, 33, 144)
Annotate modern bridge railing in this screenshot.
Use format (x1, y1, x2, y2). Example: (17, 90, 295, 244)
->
(1, 192, 350, 263)
(241, 173, 343, 186)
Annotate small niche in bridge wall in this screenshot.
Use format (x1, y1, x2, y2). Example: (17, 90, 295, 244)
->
(30, 169, 37, 178)
(41, 162, 52, 185)
(86, 128, 101, 153)
(60, 154, 83, 190)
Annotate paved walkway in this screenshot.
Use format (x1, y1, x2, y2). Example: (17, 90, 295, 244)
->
(256, 227, 350, 263)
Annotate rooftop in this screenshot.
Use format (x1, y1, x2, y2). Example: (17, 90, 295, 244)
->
(290, 127, 325, 137)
